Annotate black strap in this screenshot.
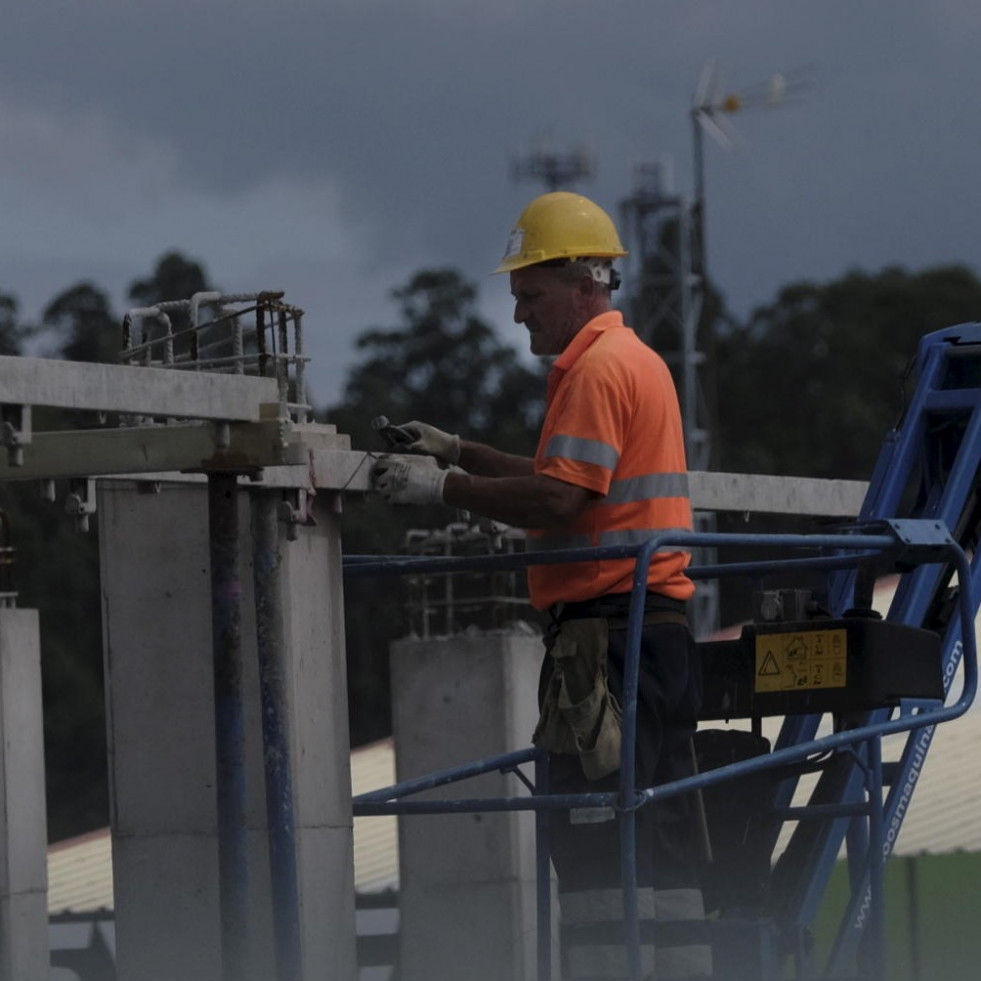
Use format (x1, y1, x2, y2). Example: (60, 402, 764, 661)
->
(554, 591, 687, 623)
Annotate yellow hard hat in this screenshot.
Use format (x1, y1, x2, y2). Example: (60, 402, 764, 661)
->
(493, 191, 628, 274)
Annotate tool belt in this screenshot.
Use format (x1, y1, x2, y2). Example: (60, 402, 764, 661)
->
(533, 593, 689, 780)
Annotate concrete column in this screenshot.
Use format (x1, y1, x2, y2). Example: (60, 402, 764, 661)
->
(0, 607, 49, 981)
(277, 495, 358, 981)
(99, 480, 356, 981)
(391, 629, 551, 981)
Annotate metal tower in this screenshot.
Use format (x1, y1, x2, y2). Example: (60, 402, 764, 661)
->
(620, 161, 718, 636)
(620, 160, 711, 471)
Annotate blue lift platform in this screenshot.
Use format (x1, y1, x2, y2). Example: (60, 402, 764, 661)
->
(348, 323, 981, 980)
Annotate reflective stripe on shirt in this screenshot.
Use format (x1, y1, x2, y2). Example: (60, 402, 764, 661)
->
(544, 433, 620, 470)
(533, 526, 693, 552)
(604, 471, 689, 505)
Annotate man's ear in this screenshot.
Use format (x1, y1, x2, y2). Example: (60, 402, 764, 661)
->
(576, 272, 597, 299)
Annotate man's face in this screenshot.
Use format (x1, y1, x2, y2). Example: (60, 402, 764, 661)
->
(510, 265, 586, 357)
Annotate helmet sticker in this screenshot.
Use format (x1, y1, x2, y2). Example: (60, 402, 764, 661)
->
(503, 227, 525, 260)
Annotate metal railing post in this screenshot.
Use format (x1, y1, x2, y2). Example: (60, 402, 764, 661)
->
(535, 750, 552, 981)
(619, 564, 654, 981)
(866, 734, 886, 980)
(208, 472, 249, 980)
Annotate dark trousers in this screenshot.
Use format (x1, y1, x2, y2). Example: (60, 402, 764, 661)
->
(542, 613, 703, 892)
(541, 598, 709, 979)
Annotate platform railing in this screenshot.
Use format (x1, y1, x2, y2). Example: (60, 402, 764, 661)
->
(347, 518, 978, 981)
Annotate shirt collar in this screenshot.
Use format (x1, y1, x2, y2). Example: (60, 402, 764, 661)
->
(553, 310, 625, 372)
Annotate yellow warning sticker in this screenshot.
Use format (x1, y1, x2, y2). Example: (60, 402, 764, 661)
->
(754, 628, 848, 693)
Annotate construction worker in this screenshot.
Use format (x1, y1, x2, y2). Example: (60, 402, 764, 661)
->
(372, 191, 710, 980)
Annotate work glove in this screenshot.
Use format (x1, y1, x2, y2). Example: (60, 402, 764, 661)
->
(372, 455, 448, 506)
(395, 420, 461, 465)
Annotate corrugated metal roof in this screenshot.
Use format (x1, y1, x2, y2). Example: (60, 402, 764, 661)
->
(890, 700, 981, 855)
(47, 738, 400, 914)
(47, 827, 113, 915)
(350, 737, 399, 893)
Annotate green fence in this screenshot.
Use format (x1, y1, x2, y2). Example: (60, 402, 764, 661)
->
(811, 851, 981, 980)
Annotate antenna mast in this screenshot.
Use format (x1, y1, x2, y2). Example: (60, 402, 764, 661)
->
(621, 62, 810, 636)
(691, 61, 811, 280)
(510, 143, 594, 192)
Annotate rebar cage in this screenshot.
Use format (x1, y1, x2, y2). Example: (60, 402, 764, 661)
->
(120, 290, 311, 424)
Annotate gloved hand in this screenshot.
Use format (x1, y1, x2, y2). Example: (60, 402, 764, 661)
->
(372, 455, 448, 505)
(395, 420, 461, 465)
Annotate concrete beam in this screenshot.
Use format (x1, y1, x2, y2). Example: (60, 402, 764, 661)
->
(0, 422, 347, 483)
(0, 355, 279, 420)
(310, 451, 870, 516)
(688, 471, 868, 517)
(0, 416, 869, 516)
(0, 353, 868, 516)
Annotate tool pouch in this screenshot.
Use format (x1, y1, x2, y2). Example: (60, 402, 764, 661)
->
(533, 617, 622, 780)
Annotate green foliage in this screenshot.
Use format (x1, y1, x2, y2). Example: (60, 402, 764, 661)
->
(715, 265, 981, 480)
(326, 268, 545, 745)
(0, 292, 29, 356)
(41, 282, 118, 364)
(2, 486, 108, 841)
(332, 268, 544, 452)
(0, 287, 108, 837)
(128, 250, 210, 309)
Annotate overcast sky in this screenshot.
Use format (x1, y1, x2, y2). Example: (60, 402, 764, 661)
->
(3, 1, 980, 407)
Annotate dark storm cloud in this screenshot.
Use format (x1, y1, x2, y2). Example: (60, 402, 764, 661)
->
(4, 1, 981, 402)
(1, 2, 813, 266)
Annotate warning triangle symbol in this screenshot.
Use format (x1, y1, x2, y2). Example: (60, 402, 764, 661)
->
(759, 651, 781, 677)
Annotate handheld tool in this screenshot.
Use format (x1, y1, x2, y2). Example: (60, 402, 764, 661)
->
(371, 415, 415, 450)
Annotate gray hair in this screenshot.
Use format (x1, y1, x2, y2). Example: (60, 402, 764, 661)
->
(552, 258, 619, 291)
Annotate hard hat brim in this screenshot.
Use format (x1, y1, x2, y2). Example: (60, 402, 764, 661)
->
(492, 250, 628, 276)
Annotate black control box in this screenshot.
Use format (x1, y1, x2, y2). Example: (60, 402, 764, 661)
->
(698, 618, 944, 719)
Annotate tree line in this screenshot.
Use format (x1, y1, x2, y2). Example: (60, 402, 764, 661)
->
(4, 255, 981, 839)
(1, 252, 212, 840)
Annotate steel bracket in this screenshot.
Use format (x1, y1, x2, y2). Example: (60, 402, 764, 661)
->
(0, 403, 32, 467)
(65, 477, 97, 533)
(276, 489, 313, 542)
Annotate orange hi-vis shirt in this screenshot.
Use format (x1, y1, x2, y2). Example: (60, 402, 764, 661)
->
(526, 310, 695, 610)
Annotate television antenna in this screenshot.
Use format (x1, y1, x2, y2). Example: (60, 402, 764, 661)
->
(510, 142, 595, 193)
(691, 60, 813, 268)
